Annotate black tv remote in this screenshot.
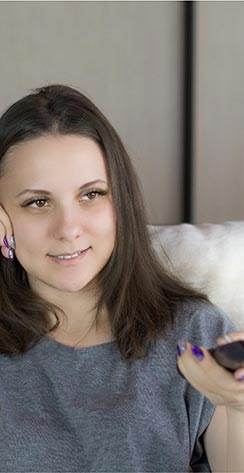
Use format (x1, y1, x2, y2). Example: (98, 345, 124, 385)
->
(209, 341, 244, 372)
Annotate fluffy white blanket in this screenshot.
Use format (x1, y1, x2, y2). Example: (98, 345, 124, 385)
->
(148, 222, 244, 329)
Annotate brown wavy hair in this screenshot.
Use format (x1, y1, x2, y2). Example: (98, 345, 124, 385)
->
(0, 84, 208, 361)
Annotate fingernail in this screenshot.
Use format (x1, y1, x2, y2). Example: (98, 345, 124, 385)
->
(191, 345, 204, 361)
(224, 334, 232, 343)
(177, 340, 187, 356)
(8, 248, 14, 261)
(3, 236, 9, 248)
(9, 235, 15, 250)
(237, 374, 244, 381)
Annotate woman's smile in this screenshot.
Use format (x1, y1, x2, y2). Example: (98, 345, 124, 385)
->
(48, 247, 91, 265)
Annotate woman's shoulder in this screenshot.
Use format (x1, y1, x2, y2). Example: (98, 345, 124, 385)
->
(165, 298, 237, 349)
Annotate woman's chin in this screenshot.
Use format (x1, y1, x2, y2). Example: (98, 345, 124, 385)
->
(53, 281, 91, 293)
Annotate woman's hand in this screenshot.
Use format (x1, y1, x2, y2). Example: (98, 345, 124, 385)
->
(177, 332, 244, 413)
(0, 203, 14, 259)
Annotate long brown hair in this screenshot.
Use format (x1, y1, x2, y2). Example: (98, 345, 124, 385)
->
(0, 84, 208, 361)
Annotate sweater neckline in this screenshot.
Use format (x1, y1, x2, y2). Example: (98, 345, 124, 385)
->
(30, 334, 117, 360)
(45, 334, 116, 351)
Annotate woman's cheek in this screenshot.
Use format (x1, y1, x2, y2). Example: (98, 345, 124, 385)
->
(14, 220, 45, 256)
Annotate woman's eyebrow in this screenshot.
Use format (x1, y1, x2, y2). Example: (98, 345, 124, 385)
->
(15, 179, 107, 198)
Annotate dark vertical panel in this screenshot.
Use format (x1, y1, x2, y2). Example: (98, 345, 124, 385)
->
(183, 1, 195, 222)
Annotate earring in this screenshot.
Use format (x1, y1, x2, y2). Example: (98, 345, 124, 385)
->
(8, 235, 15, 261)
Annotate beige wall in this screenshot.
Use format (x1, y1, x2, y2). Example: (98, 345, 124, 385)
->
(1, 2, 243, 225)
(0, 1, 183, 225)
(194, 1, 244, 223)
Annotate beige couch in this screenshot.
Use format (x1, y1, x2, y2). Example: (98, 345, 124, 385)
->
(148, 221, 244, 330)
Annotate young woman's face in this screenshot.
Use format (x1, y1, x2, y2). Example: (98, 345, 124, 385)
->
(0, 134, 116, 295)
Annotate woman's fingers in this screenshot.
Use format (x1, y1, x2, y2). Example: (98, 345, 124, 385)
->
(233, 367, 244, 381)
(177, 337, 244, 410)
(0, 205, 14, 258)
(0, 221, 9, 258)
(217, 332, 244, 346)
(178, 343, 234, 390)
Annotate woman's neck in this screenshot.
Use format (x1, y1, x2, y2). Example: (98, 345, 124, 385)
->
(48, 306, 112, 348)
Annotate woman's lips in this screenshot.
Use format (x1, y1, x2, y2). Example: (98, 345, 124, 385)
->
(49, 249, 87, 257)
(48, 247, 90, 265)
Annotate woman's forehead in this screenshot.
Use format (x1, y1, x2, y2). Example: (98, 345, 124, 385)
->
(3, 134, 107, 176)
(0, 136, 110, 200)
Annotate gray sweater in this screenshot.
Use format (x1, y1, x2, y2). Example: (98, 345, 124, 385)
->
(0, 301, 236, 472)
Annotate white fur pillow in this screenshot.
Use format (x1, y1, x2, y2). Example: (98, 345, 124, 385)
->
(148, 222, 244, 329)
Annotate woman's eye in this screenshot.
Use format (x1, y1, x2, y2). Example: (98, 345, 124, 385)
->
(27, 199, 48, 209)
(23, 189, 107, 209)
(82, 191, 101, 201)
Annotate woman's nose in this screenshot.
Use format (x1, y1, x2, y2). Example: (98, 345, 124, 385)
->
(51, 207, 85, 241)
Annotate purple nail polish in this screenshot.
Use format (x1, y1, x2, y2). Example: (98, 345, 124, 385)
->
(177, 341, 187, 356)
(3, 236, 9, 248)
(9, 235, 15, 250)
(237, 374, 244, 381)
(191, 345, 204, 361)
(8, 248, 14, 261)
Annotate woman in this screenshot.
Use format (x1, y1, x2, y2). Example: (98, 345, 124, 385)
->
(0, 84, 243, 472)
